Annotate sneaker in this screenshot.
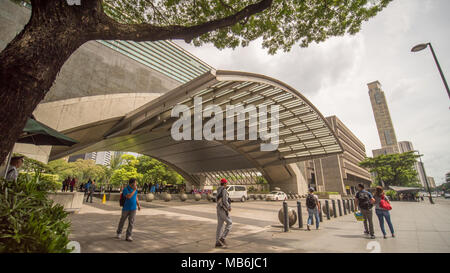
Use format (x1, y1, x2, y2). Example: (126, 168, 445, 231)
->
(364, 231, 369, 235)
(392, 234, 395, 238)
(370, 235, 375, 239)
(215, 241, 224, 248)
(383, 235, 387, 239)
(116, 234, 121, 240)
(126, 236, 133, 242)
(307, 225, 311, 231)
(219, 238, 227, 246)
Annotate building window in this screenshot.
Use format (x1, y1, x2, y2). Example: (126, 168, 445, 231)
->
(374, 92, 382, 104)
(384, 130, 393, 145)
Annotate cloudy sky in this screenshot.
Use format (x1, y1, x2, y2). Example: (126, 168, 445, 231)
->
(176, 0, 450, 186)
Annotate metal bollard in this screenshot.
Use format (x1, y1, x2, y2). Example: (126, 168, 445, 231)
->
(325, 200, 331, 220)
(332, 199, 337, 218)
(347, 199, 351, 212)
(351, 199, 355, 212)
(297, 201, 303, 229)
(283, 201, 289, 232)
(343, 199, 347, 215)
(338, 199, 343, 216)
(319, 201, 323, 222)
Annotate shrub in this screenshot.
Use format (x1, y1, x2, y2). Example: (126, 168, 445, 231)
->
(18, 172, 61, 192)
(0, 176, 72, 253)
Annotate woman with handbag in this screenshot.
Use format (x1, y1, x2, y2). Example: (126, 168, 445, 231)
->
(374, 186, 395, 239)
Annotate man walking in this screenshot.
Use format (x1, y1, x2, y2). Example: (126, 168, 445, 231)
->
(306, 187, 321, 231)
(215, 178, 232, 248)
(355, 183, 376, 239)
(86, 180, 96, 203)
(116, 178, 141, 242)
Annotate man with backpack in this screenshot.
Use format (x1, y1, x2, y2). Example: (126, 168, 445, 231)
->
(355, 183, 376, 239)
(116, 178, 141, 242)
(306, 187, 321, 231)
(215, 178, 232, 248)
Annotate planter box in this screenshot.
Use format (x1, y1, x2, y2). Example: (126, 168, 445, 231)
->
(47, 192, 84, 213)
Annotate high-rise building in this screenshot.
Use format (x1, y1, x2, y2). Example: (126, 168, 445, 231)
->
(68, 151, 112, 166)
(298, 116, 372, 196)
(367, 81, 399, 156)
(427, 177, 436, 189)
(398, 141, 427, 187)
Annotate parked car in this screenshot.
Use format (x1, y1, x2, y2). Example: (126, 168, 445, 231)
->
(265, 191, 287, 201)
(212, 185, 247, 202)
(444, 193, 450, 199)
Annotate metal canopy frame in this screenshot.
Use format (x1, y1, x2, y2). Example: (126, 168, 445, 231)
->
(103, 70, 343, 165)
(50, 70, 343, 186)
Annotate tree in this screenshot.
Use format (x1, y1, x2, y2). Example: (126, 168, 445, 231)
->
(0, 0, 393, 164)
(136, 155, 184, 185)
(359, 151, 421, 188)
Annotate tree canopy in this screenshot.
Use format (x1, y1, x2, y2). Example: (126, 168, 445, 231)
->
(359, 151, 421, 188)
(103, 0, 393, 54)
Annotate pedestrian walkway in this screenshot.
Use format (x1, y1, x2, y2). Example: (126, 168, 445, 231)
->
(68, 198, 450, 253)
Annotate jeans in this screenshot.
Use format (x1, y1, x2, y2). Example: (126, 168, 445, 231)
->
(86, 192, 93, 202)
(216, 207, 232, 242)
(375, 209, 395, 235)
(117, 210, 136, 239)
(361, 208, 374, 235)
(307, 208, 320, 228)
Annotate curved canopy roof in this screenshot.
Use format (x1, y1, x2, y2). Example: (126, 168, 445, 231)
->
(50, 70, 343, 183)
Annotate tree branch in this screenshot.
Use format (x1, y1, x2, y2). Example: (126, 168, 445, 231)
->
(95, 0, 273, 42)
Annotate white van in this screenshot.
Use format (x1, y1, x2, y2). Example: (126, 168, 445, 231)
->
(213, 185, 248, 202)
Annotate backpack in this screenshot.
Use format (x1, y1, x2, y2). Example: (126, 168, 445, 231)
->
(358, 191, 373, 210)
(306, 194, 317, 209)
(119, 193, 126, 207)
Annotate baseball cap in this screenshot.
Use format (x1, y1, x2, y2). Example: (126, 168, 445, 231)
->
(220, 178, 228, 184)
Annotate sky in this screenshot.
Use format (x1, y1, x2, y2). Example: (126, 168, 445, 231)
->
(175, 0, 450, 186)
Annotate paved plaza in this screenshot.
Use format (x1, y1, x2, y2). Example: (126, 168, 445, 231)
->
(69, 197, 450, 253)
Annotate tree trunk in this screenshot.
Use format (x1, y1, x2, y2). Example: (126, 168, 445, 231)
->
(0, 2, 89, 165)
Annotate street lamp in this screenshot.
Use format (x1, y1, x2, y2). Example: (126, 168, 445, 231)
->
(411, 42, 450, 100)
(414, 150, 434, 204)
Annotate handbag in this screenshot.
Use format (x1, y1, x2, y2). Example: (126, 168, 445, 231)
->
(354, 211, 364, 221)
(379, 195, 392, 210)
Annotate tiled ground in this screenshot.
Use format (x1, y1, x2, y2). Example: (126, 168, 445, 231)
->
(69, 197, 450, 253)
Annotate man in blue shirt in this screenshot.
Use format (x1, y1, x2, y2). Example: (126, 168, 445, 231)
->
(355, 183, 376, 239)
(116, 178, 141, 241)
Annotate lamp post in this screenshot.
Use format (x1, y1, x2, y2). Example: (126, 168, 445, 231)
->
(414, 151, 434, 204)
(411, 43, 450, 100)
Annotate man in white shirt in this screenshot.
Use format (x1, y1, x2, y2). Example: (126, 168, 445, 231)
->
(6, 155, 24, 181)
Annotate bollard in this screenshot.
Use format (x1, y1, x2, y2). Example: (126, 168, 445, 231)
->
(297, 201, 303, 229)
(343, 199, 347, 215)
(338, 200, 343, 216)
(319, 201, 323, 222)
(332, 199, 337, 218)
(325, 200, 331, 220)
(283, 201, 289, 232)
(351, 199, 355, 212)
(347, 199, 351, 212)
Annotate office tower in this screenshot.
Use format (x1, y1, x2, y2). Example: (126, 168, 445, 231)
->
(367, 81, 399, 156)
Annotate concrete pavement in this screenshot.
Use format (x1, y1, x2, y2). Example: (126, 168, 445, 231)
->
(68, 197, 450, 253)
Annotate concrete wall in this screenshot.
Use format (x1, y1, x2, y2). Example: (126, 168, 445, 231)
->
(13, 93, 160, 163)
(0, 1, 181, 103)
